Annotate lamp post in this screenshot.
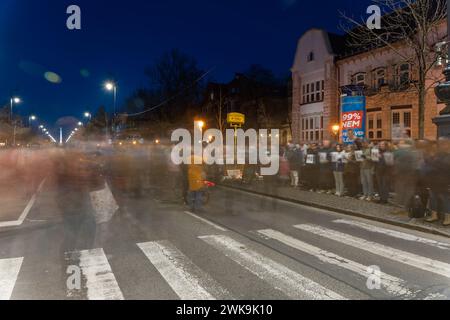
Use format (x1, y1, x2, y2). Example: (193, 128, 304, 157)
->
(332, 124, 340, 142)
(433, 0, 450, 138)
(28, 115, 36, 127)
(105, 81, 117, 135)
(10, 97, 21, 122)
(84, 112, 92, 120)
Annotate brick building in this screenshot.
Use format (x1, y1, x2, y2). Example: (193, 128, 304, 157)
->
(291, 26, 447, 143)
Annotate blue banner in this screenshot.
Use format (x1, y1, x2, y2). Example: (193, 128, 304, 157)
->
(341, 96, 366, 144)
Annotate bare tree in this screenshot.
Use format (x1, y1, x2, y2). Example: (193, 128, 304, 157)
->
(340, 0, 447, 139)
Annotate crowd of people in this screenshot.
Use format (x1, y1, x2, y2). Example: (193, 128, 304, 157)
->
(276, 138, 450, 226)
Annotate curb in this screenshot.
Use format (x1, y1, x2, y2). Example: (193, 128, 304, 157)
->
(219, 184, 450, 239)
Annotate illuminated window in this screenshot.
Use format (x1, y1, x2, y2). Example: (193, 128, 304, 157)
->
(301, 114, 323, 142)
(367, 111, 383, 140)
(392, 109, 412, 138)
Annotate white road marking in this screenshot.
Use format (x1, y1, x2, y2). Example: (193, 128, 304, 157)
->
(333, 219, 450, 250)
(0, 257, 23, 300)
(184, 211, 228, 232)
(0, 178, 46, 228)
(295, 224, 450, 280)
(199, 234, 345, 300)
(76, 248, 124, 300)
(137, 240, 231, 300)
(257, 229, 415, 298)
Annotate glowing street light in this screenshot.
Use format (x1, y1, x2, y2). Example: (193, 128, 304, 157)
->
(78, 122, 83, 126)
(10, 96, 21, 122)
(196, 120, 205, 130)
(84, 112, 92, 119)
(332, 124, 340, 141)
(104, 81, 117, 113)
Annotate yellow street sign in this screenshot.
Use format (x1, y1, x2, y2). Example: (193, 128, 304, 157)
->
(227, 113, 245, 125)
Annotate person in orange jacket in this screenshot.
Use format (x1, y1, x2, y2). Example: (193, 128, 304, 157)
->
(187, 156, 206, 212)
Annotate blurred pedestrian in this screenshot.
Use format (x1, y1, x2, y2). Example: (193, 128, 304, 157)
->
(332, 144, 346, 197)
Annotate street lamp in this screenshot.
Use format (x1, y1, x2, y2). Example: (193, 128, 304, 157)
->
(10, 96, 21, 122)
(105, 81, 117, 134)
(332, 124, 340, 141)
(84, 112, 92, 119)
(29, 115, 36, 127)
(196, 120, 205, 130)
(78, 122, 83, 126)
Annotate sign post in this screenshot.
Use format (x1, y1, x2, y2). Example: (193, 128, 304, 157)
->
(341, 96, 366, 144)
(226, 113, 245, 178)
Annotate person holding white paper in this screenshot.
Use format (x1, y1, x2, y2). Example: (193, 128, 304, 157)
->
(332, 144, 346, 197)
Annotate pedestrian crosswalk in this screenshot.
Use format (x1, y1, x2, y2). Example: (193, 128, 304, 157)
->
(137, 240, 232, 300)
(67, 248, 124, 300)
(1, 218, 450, 300)
(200, 234, 344, 300)
(294, 224, 450, 280)
(0, 257, 23, 300)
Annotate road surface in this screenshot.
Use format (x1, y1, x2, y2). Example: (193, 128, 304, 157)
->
(1, 148, 450, 300)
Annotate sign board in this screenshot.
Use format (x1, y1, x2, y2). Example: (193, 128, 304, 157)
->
(227, 113, 245, 125)
(371, 148, 380, 162)
(227, 169, 242, 179)
(319, 152, 328, 164)
(341, 96, 366, 144)
(355, 150, 364, 162)
(306, 154, 316, 165)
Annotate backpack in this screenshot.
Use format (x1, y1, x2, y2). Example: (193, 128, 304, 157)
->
(408, 194, 426, 219)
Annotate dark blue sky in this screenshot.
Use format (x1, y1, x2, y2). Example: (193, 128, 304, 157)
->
(0, 0, 372, 133)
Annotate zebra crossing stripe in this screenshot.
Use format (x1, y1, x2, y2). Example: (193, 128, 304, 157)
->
(0, 257, 23, 300)
(257, 229, 415, 298)
(294, 224, 450, 280)
(77, 248, 124, 300)
(199, 234, 345, 300)
(333, 219, 450, 250)
(184, 211, 228, 232)
(137, 240, 232, 300)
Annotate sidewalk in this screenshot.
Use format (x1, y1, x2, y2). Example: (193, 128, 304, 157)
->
(220, 181, 450, 238)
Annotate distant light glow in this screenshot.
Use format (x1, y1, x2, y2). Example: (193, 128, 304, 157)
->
(80, 69, 90, 78)
(13, 97, 21, 104)
(105, 82, 115, 91)
(44, 71, 62, 84)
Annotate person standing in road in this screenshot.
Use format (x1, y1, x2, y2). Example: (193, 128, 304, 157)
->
(187, 156, 206, 213)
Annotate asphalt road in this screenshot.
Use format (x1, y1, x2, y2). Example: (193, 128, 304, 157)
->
(1, 150, 450, 300)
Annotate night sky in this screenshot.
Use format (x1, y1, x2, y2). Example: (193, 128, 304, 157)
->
(0, 0, 373, 135)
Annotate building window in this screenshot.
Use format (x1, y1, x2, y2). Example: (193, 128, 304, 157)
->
(352, 73, 366, 86)
(301, 114, 323, 142)
(392, 109, 412, 138)
(373, 68, 386, 88)
(395, 63, 410, 86)
(307, 52, 314, 62)
(321, 80, 325, 100)
(302, 80, 324, 104)
(367, 111, 383, 140)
